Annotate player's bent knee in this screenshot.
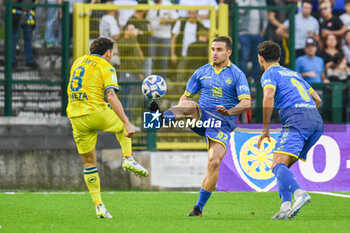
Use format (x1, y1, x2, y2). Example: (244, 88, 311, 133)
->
(81, 151, 97, 168)
(271, 152, 293, 171)
(208, 158, 221, 171)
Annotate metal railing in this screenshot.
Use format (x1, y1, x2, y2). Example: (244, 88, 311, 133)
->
(2, 2, 349, 152)
(4, 1, 70, 116)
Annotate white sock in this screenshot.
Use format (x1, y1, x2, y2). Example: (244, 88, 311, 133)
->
(294, 189, 305, 198)
(281, 201, 291, 211)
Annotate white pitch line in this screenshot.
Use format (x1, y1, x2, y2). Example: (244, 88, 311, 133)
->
(309, 191, 350, 198)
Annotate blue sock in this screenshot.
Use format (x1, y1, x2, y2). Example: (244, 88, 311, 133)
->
(163, 110, 175, 123)
(273, 163, 300, 194)
(277, 179, 292, 203)
(195, 188, 212, 211)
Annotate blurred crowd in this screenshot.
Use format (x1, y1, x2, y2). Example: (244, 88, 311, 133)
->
(9, 0, 350, 87)
(7, 0, 350, 122)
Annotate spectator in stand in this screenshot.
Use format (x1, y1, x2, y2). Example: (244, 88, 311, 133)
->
(12, 0, 39, 68)
(237, 0, 267, 83)
(171, 10, 204, 81)
(147, 0, 178, 78)
(127, 10, 152, 77)
(267, 0, 298, 66)
(33, 0, 46, 48)
(113, 0, 138, 28)
(118, 23, 144, 119)
(343, 30, 350, 65)
(186, 26, 209, 75)
(177, 0, 218, 29)
(296, 37, 328, 84)
(319, 0, 346, 38)
(340, 0, 350, 30)
(58, 0, 84, 44)
(99, 1, 120, 67)
(325, 52, 350, 82)
(319, 33, 342, 64)
(45, 0, 61, 48)
(325, 51, 350, 121)
(89, 0, 108, 40)
(276, 0, 320, 58)
(99, 2, 120, 42)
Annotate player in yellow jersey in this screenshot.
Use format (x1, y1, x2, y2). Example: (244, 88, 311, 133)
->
(67, 38, 148, 218)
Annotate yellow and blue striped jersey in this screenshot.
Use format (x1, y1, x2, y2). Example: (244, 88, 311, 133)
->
(261, 63, 322, 124)
(185, 61, 251, 108)
(66, 54, 119, 118)
(184, 60, 251, 130)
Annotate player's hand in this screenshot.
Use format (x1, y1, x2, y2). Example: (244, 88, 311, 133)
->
(217, 105, 230, 115)
(124, 123, 135, 138)
(257, 130, 271, 149)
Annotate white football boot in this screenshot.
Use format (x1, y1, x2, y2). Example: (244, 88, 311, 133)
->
(288, 192, 311, 219)
(271, 201, 291, 220)
(95, 203, 112, 219)
(122, 157, 149, 177)
(271, 209, 290, 220)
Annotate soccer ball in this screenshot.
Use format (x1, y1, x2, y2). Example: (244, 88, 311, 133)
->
(141, 75, 167, 99)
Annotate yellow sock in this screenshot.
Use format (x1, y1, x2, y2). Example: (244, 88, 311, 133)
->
(83, 166, 102, 206)
(116, 129, 132, 158)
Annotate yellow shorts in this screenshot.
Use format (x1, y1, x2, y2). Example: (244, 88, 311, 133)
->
(69, 108, 125, 154)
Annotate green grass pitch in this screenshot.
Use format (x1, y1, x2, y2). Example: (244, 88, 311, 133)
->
(1, 191, 349, 233)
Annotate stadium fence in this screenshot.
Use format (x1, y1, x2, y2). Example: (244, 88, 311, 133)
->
(3, 1, 70, 117)
(2, 3, 349, 151)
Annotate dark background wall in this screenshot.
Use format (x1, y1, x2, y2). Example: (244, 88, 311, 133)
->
(0, 117, 151, 190)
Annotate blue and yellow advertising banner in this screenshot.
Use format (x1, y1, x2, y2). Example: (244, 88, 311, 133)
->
(217, 124, 350, 192)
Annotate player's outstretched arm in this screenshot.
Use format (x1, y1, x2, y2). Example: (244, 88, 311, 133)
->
(216, 99, 251, 116)
(310, 91, 321, 108)
(257, 87, 275, 149)
(261, 87, 275, 130)
(106, 88, 135, 138)
(179, 94, 193, 104)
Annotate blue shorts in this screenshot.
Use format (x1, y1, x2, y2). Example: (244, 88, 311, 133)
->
(190, 105, 234, 150)
(274, 120, 324, 161)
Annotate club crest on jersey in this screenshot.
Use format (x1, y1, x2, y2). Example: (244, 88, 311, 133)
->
(225, 78, 232, 85)
(230, 131, 279, 191)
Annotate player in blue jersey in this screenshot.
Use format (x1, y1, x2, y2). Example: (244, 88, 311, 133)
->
(150, 36, 251, 216)
(256, 41, 323, 220)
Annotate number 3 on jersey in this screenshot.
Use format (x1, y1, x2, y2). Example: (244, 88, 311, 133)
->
(70, 66, 85, 91)
(290, 78, 310, 102)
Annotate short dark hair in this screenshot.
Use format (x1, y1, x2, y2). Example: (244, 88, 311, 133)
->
(302, 0, 313, 6)
(90, 37, 113, 55)
(346, 0, 350, 4)
(319, 0, 334, 7)
(212, 36, 232, 50)
(257, 41, 281, 62)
